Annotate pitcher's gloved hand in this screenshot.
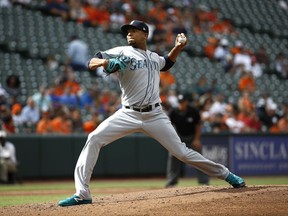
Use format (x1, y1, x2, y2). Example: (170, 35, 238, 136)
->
(105, 54, 130, 74)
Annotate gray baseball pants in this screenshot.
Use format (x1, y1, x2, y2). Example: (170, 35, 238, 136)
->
(74, 106, 229, 199)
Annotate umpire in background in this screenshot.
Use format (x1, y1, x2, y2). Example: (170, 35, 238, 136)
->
(165, 94, 209, 187)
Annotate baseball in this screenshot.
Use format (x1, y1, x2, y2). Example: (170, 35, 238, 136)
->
(178, 36, 187, 44)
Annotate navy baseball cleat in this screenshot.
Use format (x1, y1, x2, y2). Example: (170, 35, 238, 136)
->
(58, 195, 92, 207)
(225, 172, 246, 188)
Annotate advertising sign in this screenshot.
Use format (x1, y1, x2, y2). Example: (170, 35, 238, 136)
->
(230, 136, 288, 175)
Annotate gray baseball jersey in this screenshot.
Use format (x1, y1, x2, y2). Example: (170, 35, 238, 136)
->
(99, 46, 164, 107)
(73, 46, 230, 199)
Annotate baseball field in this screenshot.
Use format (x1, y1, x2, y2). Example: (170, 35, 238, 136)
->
(0, 176, 288, 216)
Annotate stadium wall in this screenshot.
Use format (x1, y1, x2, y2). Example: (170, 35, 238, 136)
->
(7, 133, 288, 179)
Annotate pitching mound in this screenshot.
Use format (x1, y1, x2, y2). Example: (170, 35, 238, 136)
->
(1, 185, 287, 216)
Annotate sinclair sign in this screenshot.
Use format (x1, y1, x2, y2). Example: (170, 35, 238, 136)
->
(230, 136, 288, 175)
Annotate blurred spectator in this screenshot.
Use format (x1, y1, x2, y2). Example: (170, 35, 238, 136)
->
(258, 101, 280, 131)
(51, 107, 72, 134)
(223, 103, 248, 133)
(32, 85, 52, 112)
(194, 76, 210, 97)
(160, 70, 176, 91)
(238, 91, 255, 114)
(250, 56, 263, 78)
(44, 55, 59, 71)
(0, 0, 11, 7)
(1, 115, 15, 134)
(36, 111, 53, 134)
(278, 0, 288, 9)
(238, 72, 256, 93)
(44, 0, 70, 21)
(70, 108, 84, 133)
(83, 110, 102, 133)
(277, 103, 288, 133)
(11, 103, 24, 132)
(62, 66, 82, 94)
(229, 48, 252, 75)
(230, 40, 243, 56)
(204, 37, 219, 60)
(0, 131, 17, 184)
(66, 35, 88, 72)
(21, 97, 40, 133)
(4, 75, 22, 100)
(105, 91, 121, 117)
(274, 52, 288, 79)
(256, 92, 277, 127)
(238, 109, 262, 132)
(50, 65, 81, 106)
(214, 38, 233, 72)
(254, 46, 270, 66)
(92, 90, 120, 119)
(0, 85, 8, 106)
(166, 89, 179, 109)
(59, 86, 80, 108)
(69, 0, 87, 24)
(209, 93, 227, 116)
(92, 4, 110, 32)
(79, 87, 97, 109)
(199, 97, 214, 132)
(193, 4, 211, 33)
(205, 93, 228, 133)
(211, 18, 234, 35)
(49, 82, 65, 105)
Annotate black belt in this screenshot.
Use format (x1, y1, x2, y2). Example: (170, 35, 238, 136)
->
(125, 103, 160, 112)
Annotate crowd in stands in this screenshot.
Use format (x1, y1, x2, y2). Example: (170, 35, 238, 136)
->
(0, 0, 288, 135)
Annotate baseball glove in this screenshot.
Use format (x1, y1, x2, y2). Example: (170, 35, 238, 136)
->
(105, 54, 130, 74)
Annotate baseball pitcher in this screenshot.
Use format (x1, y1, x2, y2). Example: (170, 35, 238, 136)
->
(59, 20, 245, 207)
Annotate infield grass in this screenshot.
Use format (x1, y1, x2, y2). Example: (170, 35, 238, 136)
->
(0, 176, 287, 207)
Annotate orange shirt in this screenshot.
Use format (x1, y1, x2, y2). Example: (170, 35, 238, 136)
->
(160, 72, 175, 87)
(64, 80, 81, 94)
(204, 44, 217, 59)
(51, 117, 72, 134)
(83, 121, 97, 133)
(277, 118, 288, 132)
(238, 97, 255, 113)
(36, 118, 53, 134)
(238, 76, 256, 92)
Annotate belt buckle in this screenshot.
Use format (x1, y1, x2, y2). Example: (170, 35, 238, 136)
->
(140, 106, 150, 112)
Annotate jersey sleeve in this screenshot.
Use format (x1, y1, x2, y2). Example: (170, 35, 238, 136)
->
(160, 55, 175, 71)
(95, 46, 126, 59)
(159, 56, 166, 71)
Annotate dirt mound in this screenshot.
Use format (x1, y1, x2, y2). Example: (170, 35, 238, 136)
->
(1, 185, 287, 216)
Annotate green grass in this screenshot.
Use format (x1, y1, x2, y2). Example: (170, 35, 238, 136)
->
(0, 176, 287, 207)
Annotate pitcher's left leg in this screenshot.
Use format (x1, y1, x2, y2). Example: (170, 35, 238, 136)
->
(143, 111, 229, 179)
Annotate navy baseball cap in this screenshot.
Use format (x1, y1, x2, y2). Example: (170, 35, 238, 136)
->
(121, 20, 149, 34)
(178, 94, 190, 102)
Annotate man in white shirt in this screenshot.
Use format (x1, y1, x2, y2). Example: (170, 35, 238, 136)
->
(21, 97, 40, 132)
(0, 130, 17, 184)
